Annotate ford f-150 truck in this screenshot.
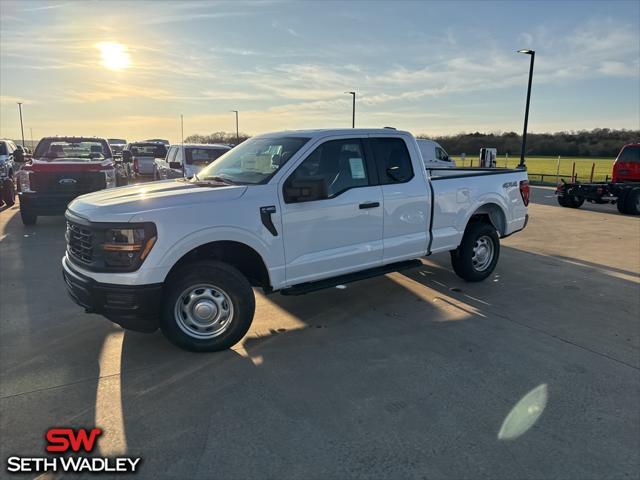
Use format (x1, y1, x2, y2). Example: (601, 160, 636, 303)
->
(17, 137, 117, 225)
(62, 129, 529, 352)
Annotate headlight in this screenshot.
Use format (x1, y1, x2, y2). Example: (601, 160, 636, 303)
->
(104, 169, 116, 188)
(101, 225, 156, 269)
(18, 170, 33, 192)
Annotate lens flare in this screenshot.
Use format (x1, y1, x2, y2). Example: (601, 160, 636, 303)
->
(97, 42, 130, 70)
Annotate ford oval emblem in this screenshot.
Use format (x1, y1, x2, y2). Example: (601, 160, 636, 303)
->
(59, 178, 77, 185)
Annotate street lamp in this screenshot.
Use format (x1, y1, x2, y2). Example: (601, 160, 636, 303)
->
(17, 102, 25, 147)
(230, 110, 239, 145)
(345, 91, 355, 128)
(517, 49, 535, 168)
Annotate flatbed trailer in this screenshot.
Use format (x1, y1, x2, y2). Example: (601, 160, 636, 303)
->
(556, 180, 640, 215)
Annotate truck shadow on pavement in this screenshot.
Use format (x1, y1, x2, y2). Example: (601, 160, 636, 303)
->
(1, 206, 639, 479)
(114, 247, 639, 479)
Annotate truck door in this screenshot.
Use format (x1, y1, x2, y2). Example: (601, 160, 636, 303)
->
(279, 137, 383, 285)
(370, 136, 431, 263)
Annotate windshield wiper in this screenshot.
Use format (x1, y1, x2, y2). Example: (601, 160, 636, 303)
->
(201, 175, 237, 185)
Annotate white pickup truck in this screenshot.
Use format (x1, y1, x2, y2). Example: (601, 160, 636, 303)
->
(62, 128, 529, 352)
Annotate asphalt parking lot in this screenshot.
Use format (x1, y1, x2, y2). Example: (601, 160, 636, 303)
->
(1, 185, 639, 479)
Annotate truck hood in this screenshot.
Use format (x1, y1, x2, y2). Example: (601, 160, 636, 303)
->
(26, 158, 114, 171)
(68, 179, 247, 221)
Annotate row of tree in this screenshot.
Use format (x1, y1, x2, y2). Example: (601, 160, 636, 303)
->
(184, 131, 250, 145)
(421, 128, 639, 157)
(185, 128, 638, 157)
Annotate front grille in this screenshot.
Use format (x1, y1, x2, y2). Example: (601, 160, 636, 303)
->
(32, 171, 106, 194)
(66, 221, 94, 264)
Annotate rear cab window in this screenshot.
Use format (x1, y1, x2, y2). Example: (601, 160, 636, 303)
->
(370, 137, 414, 184)
(618, 145, 640, 163)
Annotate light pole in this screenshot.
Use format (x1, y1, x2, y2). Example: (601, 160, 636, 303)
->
(345, 91, 355, 128)
(17, 102, 25, 147)
(517, 49, 535, 168)
(230, 110, 239, 144)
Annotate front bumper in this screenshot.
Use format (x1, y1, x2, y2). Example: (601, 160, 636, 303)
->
(62, 256, 162, 333)
(19, 192, 77, 215)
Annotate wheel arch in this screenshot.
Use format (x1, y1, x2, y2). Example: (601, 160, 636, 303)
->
(165, 240, 272, 291)
(465, 202, 508, 236)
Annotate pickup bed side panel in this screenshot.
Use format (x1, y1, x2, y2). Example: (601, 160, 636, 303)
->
(429, 171, 528, 253)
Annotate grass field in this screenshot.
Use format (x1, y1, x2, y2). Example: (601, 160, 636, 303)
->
(453, 155, 615, 183)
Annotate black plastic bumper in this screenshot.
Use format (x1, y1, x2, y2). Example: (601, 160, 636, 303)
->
(62, 256, 162, 333)
(19, 192, 76, 215)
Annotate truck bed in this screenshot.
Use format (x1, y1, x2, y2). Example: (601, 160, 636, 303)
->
(427, 167, 529, 253)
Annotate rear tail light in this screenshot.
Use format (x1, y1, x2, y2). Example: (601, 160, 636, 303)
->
(519, 180, 530, 206)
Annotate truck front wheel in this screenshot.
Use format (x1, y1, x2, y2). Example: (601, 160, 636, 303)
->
(160, 260, 255, 352)
(1, 178, 15, 207)
(20, 206, 37, 225)
(450, 222, 500, 282)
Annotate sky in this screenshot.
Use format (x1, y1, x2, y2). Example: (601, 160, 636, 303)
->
(0, 0, 639, 143)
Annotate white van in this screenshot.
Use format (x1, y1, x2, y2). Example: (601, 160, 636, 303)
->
(416, 139, 456, 168)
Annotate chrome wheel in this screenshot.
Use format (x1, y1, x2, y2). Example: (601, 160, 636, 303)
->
(174, 284, 234, 339)
(472, 235, 494, 272)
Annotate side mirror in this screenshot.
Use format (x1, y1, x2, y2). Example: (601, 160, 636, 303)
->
(122, 151, 132, 162)
(284, 177, 327, 203)
(13, 149, 25, 163)
(169, 161, 182, 169)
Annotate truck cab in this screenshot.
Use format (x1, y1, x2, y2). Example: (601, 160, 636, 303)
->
(416, 139, 456, 168)
(612, 144, 640, 183)
(154, 143, 231, 180)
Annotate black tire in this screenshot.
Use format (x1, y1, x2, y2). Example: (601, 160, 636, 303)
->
(563, 194, 584, 208)
(160, 260, 255, 352)
(557, 195, 570, 207)
(617, 187, 630, 214)
(624, 187, 640, 215)
(1, 178, 15, 207)
(450, 222, 500, 282)
(20, 206, 37, 225)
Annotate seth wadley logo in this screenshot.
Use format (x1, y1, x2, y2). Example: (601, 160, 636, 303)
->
(6, 428, 142, 474)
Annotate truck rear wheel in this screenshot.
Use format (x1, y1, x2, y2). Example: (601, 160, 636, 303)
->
(625, 187, 640, 215)
(617, 188, 630, 214)
(450, 222, 500, 282)
(160, 260, 255, 352)
(20, 206, 37, 225)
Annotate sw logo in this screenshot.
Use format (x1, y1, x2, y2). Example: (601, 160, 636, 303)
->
(46, 427, 102, 453)
(5, 427, 141, 474)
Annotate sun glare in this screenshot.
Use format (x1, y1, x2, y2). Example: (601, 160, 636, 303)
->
(98, 42, 130, 70)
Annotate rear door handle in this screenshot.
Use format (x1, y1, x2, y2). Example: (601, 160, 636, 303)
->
(359, 202, 380, 209)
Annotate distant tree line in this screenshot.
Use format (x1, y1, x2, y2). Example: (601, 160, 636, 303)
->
(419, 128, 639, 157)
(184, 131, 250, 145)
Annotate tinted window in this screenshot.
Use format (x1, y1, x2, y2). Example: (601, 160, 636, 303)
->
(618, 146, 640, 163)
(129, 143, 167, 158)
(186, 147, 229, 165)
(436, 147, 450, 161)
(0, 142, 6, 156)
(285, 139, 369, 202)
(371, 138, 413, 184)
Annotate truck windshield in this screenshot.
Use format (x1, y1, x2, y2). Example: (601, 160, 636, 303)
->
(34, 138, 112, 161)
(195, 136, 310, 184)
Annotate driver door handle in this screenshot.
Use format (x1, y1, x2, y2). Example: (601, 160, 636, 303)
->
(359, 201, 380, 209)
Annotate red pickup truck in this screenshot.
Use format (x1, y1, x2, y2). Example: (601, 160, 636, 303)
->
(556, 144, 640, 215)
(17, 137, 117, 225)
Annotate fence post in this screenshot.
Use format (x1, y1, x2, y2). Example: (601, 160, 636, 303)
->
(556, 155, 561, 185)
(590, 162, 595, 182)
(571, 161, 576, 182)
(505, 152, 508, 168)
